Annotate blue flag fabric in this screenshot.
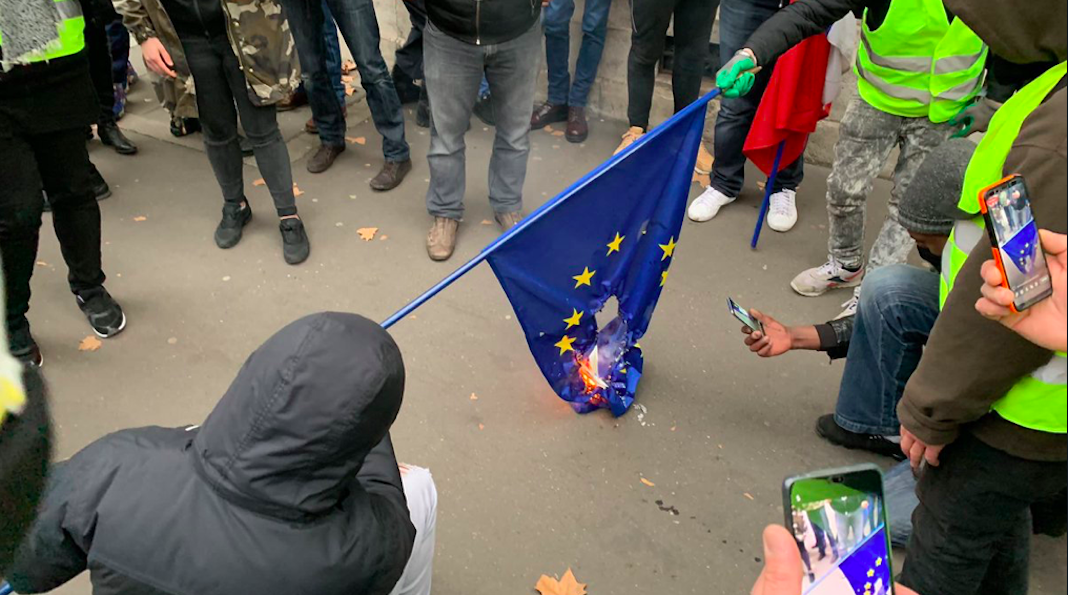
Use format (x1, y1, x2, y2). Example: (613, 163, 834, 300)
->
(485, 91, 715, 416)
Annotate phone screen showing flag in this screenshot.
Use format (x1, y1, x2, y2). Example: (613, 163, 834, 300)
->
(984, 177, 1053, 310)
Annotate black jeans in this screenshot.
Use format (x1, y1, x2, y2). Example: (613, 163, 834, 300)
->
(0, 126, 106, 335)
(85, 13, 118, 124)
(627, 0, 718, 129)
(711, 0, 803, 196)
(394, 0, 427, 97)
(900, 431, 1068, 595)
(180, 35, 296, 216)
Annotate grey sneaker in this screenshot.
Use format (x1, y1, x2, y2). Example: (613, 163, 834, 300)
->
(790, 259, 864, 297)
(494, 210, 524, 232)
(426, 217, 459, 261)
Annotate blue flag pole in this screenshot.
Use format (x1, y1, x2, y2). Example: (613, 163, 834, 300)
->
(750, 140, 786, 250)
(381, 88, 721, 329)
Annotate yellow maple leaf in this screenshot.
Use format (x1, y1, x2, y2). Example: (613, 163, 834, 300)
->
(293, 184, 305, 197)
(253, 178, 266, 186)
(536, 569, 587, 595)
(132, 216, 147, 222)
(78, 336, 102, 352)
(357, 227, 378, 241)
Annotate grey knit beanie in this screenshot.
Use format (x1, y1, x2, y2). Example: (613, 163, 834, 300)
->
(899, 138, 977, 236)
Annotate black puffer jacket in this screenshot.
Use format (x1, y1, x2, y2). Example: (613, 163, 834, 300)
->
(7, 313, 416, 595)
(426, 0, 542, 45)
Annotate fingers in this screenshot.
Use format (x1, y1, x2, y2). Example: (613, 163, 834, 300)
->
(741, 325, 755, 336)
(907, 440, 926, 470)
(924, 445, 942, 468)
(979, 281, 1015, 309)
(899, 429, 914, 462)
(1040, 230, 1067, 262)
(975, 296, 1013, 320)
(980, 259, 1005, 287)
(752, 525, 804, 595)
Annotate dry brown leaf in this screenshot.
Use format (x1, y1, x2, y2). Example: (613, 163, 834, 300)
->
(293, 184, 305, 197)
(341, 59, 356, 73)
(78, 336, 102, 352)
(743, 492, 755, 501)
(757, 181, 767, 191)
(341, 74, 354, 83)
(480, 219, 493, 225)
(353, 136, 367, 145)
(345, 84, 355, 97)
(544, 125, 555, 133)
(356, 227, 378, 241)
(253, 178, 266, 186)
(469, 393, 479, 401)
(379, 235, 388, 241)
(478, 423, 485, 431)
(536, 569, 587, 595)
(35, 261, 49, 267)
(132, 216, 147, 222)
(640, 477, 656, 488)
(551, 130, 565, 137)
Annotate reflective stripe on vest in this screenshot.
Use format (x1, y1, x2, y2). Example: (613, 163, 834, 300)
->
(0, 0, 85, 64)
(855, 0, 986, 122)
(945, 61, 1068, 434)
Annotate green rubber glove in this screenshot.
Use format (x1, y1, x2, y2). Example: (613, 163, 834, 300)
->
(948, 97, 999, 138)
(716, 51, 758, 98)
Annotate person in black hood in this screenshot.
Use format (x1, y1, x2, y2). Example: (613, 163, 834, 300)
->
(4, 313, 437, 595)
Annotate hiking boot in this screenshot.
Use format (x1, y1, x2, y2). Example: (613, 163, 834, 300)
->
(494, 210, 524, 232)
(531, 101, 568, 130)
(307, 144, 345, 174)
(614, 126, 645, 155)
(791, 259, 864, 297)
(816, 415, 905, 460)
(695, 143, 714, 174)
(214, 202, 252, 249)
(426, 217, 459, 261)
(279, 217, 310, 265)
(7, 320, 42, 368)
(473, 94, 495, 127)
(76, 287, 127, 338)
(687, 186, 736, 222)
(767, 189, 798, 232)
(565, 106, 588, 143)
(98, 119, 138, 155)
(370, 159, 412, 192)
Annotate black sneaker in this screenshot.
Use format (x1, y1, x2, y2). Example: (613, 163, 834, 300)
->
(7, 320, 43, 367)
(75, 287, 126, 338)
(473, 94, 495, 127)
(815, 414, 905, 460)
(215, 202, 252, 249)
(279, 217, 310, 265)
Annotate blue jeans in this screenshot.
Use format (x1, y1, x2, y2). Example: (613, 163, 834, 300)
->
(835, 265, 940, 436)
(711, 0, 803, 196)
(885, 460, 918, 547)
(281, 0, 409, 161)
(424, 20, 540, 219)
(321, 2, 346, 105)
(543, 0, 612, 107)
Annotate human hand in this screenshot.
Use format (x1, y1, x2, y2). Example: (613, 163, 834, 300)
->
(975, 230, 1067, 352)
(141, 37, 177, 78)
(900, 425, 945, 470)
(949, 97, 1000, 138)
(741, 310, 794, 357)
(716, 49, 759, 98)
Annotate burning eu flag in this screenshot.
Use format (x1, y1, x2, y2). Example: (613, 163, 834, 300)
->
(482, 91, 716, 416)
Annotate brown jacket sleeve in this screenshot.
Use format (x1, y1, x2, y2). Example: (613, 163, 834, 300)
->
(898, 89, 1068, 445)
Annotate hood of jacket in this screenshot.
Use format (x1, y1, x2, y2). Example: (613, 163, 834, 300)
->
(945, 0, 1066, 64)
(193, 312, 405, 521)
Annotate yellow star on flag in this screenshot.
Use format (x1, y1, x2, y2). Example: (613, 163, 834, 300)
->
(573, 266, 595, 288)
(876, 557, 883, 567)
(660, 270, 669, 286)
(659, 236, 676, 261)
(867, 569, 875, 578)
(606, 232, 625, 256)
(563, 309, 583, 330)
(554, 335, 577, 355)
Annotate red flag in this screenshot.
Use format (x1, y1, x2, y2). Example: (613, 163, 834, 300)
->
(742, 28, 833, 176)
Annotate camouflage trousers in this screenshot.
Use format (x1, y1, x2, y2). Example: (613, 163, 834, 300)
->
(826, 95, 953, 270)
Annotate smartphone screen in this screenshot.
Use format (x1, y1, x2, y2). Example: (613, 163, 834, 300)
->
(982, 177, 1053, 310)
(727, 297, 762, 333)
(784, 466, 894, 595)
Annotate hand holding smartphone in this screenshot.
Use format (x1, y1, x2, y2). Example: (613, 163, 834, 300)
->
(728, 297, 764, 334)
(978, 175, 1053, 312)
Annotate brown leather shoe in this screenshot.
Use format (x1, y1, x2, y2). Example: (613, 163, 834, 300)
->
(530, 101, 568, 130)
(426, 217, 459, 261)
(614, 126, 645, 155)
(305, 104, 346, 135)
(306, 144, 345, 174)
(494, 210, 524, 232)
(370, 159, 412, 191)
(565, 107, 588, 143)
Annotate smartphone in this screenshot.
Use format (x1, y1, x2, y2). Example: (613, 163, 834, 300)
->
(727, 297, 763, 333)
(783, 464, 895, 595)
(978, 174, 1053, 312)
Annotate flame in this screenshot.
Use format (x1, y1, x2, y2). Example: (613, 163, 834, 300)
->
(576, 348, 608, 394)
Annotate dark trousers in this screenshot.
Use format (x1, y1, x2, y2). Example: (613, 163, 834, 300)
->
(711, 0, 803, 196)
(900, 432, 1068, 595)
(627, 0, 718, 129)
(393, 0, 427, 101)
(180, 35, 296, 216)
(281, 0, 409, 161)
(85, 15, 117, 124)
(0, 126, 106, 335)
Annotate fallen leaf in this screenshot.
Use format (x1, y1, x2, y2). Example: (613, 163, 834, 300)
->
(743, 492, 755, 501)
(132, 216, 147, 222)
(78, 336, 102, 352)
(35, 261, 49, 267)
(379, 235, 388, 241)
(341, 59, 356, 73)
(544, 125, 555, 132)
(222, 276, 231, 282)
(469, 393, 479, 401)
(167, 337, 178, 345)
(480, 219, 493, 225)
(356, 227, 378, 241)
(551, 130, 565, 137)
(757, 180, 767, 191)
(253, 178, 266, 187)
(341, 74, 354, 83)
(671, 425, 677, 432)
(478, 423, 485, 431)
(640, 477, 656, 488)
(353, 136, 367, 145)
(536, 569, 587, 595)
(293, 184, 305, 197)
(345, 84, 355, 97)
(345, 136, 361, 144)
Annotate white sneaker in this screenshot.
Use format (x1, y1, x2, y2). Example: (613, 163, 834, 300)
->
(834, 293, 860, 320)
(790, 259, 865, 297)
(688, 187, 736, 222)
(767, 189, 798, 232)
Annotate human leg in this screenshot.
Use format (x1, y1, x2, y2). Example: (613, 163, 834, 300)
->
(568, 0, 612, 108)
(280, 0, 346, 148)
(321, 2, 346, 106)
(543, 0, 576, 107)
(393, 0, 427, 103)
(389, 465, 438, 595)
(0, 130, 45, 355)
(626, 0, 674, 130)
(485, 20, 541, 217)
(329, 0, 410, 163)
(670, 0, 718, 114)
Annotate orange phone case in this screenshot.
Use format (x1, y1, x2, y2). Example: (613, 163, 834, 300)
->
(977, 174, 1022, 314)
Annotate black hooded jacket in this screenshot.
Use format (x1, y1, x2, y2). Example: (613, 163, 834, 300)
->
(6, 313, 416, 595)
(426, 0, 542, 46)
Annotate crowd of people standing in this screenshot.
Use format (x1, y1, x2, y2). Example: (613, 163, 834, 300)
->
(2, 0, 1066, 594)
